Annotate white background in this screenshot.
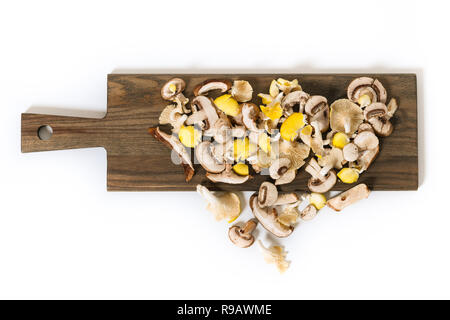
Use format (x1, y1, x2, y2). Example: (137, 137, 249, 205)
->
(0, 0, 448, 299)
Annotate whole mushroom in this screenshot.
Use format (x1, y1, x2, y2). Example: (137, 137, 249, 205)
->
(228, 220, 258, 248)
(305, 158, 337, 193)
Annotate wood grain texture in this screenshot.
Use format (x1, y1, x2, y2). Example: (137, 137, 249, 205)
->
(21, 74, 418, 191)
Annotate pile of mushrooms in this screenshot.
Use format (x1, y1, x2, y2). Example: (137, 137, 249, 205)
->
(149, 76, 398, 273)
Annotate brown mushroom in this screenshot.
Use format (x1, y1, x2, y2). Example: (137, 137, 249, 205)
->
(305, 95, 330, 133)
(241, 103, 261, 132)
(250, 193, 293, 238)
(305, 158, 337, 193)
(269, 158, 291, 180)
(161, 78, 186, 101)
(148, 127, 194, 181)
(228, 220, 257, 248)
(368, 116, 394, 137)
(193, 79, 232, 96)
(191, 96, 220, 131)
(195, 141, 226, 173)
(327, 183, 370, 211)
(347, 77, 387, 105)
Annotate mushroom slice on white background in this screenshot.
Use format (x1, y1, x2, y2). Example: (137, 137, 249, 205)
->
(228, 220, 257, 248)
(327, 183, 370, 211)
(250, 194, 293, 238)
(148, 127, 194, 182)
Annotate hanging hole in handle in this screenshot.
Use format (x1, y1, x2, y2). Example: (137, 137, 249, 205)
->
(37, 125, 53, 140)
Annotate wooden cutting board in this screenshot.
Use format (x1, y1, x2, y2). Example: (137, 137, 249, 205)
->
(21, 74, 418, 191)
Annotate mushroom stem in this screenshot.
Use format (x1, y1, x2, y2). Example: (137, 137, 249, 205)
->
(305, 158, 325, 182)
(344, 119, 351, 134)
(241, 220, 257, 238)
(319, 165, 333, 176)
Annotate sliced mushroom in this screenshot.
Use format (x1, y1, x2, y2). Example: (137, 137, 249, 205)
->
(191, 96, 219, 131)
(148, 127, 194, 182)
(357, 122, 374, 133)
(300, 204, 318, 221)
(228, 220, 257, 248)
(368, 115, 394, 137)
(275, 169, 296, 185)
(387, 98, 398, 119)
(327, 183, 370, 212)
(279, 140, 310, 170)
(195, 141, 226, 173)
(250, 194, 293, 238)
(305, 95, 330, 133)
(258, 181, 278, 207)
(206, 164, 251, 184)
(347, 77, 387, 105)
(197, 184, 241, 221)
(241, 103, 261, 132)
(317, 147, 345, 175)
(231, 80, 253, 102)
(193, 79, 232, 96)
(343, 143, 359, 162)
(305, 158, 337, 193)
(329, 99, 364, 134)
(161, 78, 186, 101)
(357, 145, 379, 172)
(281, 90, 310, 113)
(269, 158, 291, 180)
(354, 131, 379, 150)
(273, 193, 299, 205)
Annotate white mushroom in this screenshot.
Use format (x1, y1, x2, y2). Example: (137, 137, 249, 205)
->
(317, 147, 345, 176)
(300, 204, 318, 221)
(241, 103, 261, 132)
(206, 164, 251, 184)
(305, 95, 330, 133)
(304, 158, 337, 193)
(281, 90, 310, 113)
(347, 77, 387, 105)
(269, 158, 291, 180)
(195, 141, 226, 173)
(193, 79, 232, 96)
(258, 181, 278, 207)
(231, 80, 253, 102)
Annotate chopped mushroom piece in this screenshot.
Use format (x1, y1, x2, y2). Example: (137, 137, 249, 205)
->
(193, 79, 232, 96)
(273, 193, 299, 206)
(250, 194, 293, 237)
(327, 183, 370, 212)
(330, 99, 364, 134)
(206, 164, 251, 184)
(279, 140, 310, 170)
(357, 145, 379, 172)
(343, 143, 359, 162)
(277, 206, 300, 227)
(300, 204, 318, 221)
(241, 103, 261, 132)
(228, 220, 257, 248)
(354, 131, 379, 150)
(191, 96, 220, 130)
(347, 77, 387, 105)
(269, 158, 291, 180)
(281, 90, 310, 114)
(275, 169, 296, 185)
(368, 115, 394, 137)
(231, 80, 253, 102)
(195, 141, 225, 173)
(387, 98, 398, 119)
(305, 158, 337, 193)
(258, 240, 290, 274)
(305, 95, 330, 133)
(148, 127, 194, 181)
(258, 181, 278, 207)
(317, 147, 345, 175)
(197, 185, 241, 221)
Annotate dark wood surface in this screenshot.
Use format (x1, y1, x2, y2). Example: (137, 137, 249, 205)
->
(21, 74, 418, 191)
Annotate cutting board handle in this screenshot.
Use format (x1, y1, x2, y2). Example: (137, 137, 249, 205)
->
(21, 113, 105, 153)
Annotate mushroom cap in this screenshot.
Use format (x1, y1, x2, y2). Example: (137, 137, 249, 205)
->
(354, 131, 379, 150)
(329, 99, 364, 134)
(343, 143, 359, 162)
(305, 95, 328, 116)
(307, 170, 337, 193)
(269, 158, 291, 180)
(228, 221, 257, 248)
(281, 90, 310, 109)
(231, 80, 253, 102)
(258, 181, 278, 207)
(250, 194, 293, 238)
(161, 78, 186, 101)
(195, 141, 226, 173)
(241, 103, 261, 132)
(279, 140, 310, 170)
(364, 102, 388, 120)
(309, 108, 330, 133)
(193, 79, 232, 96)
(347, 77, 387, 104)
(368, 116, 393, 137)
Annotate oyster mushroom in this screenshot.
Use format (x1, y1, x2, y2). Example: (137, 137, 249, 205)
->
(305, 95, 330, 133)
(329, 99, 364, 134)
(228, 220, 257, 248)
(347, 77, 387, 106)
(258, 181, 278, 207)
(193, 79, 232, 96)
(250, 194, 293, 238)
(327, 183, 370, 212)
(281, 90, 310, 114)
(195, 141, 226, 173)
(206, 164, 251, 184)
(305, 158, 337, 193)
(191, 96, 220, 131)
(279, 140, 310, 170)
(258, 240, 290, 274)
(148, 127, 194, 182)
(161, 78, 186, 101)
(197, 185, 241, 221)
(241, 103, 261, 132)
(231, 80, 253, 102)
(275, 78, 302, 95)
